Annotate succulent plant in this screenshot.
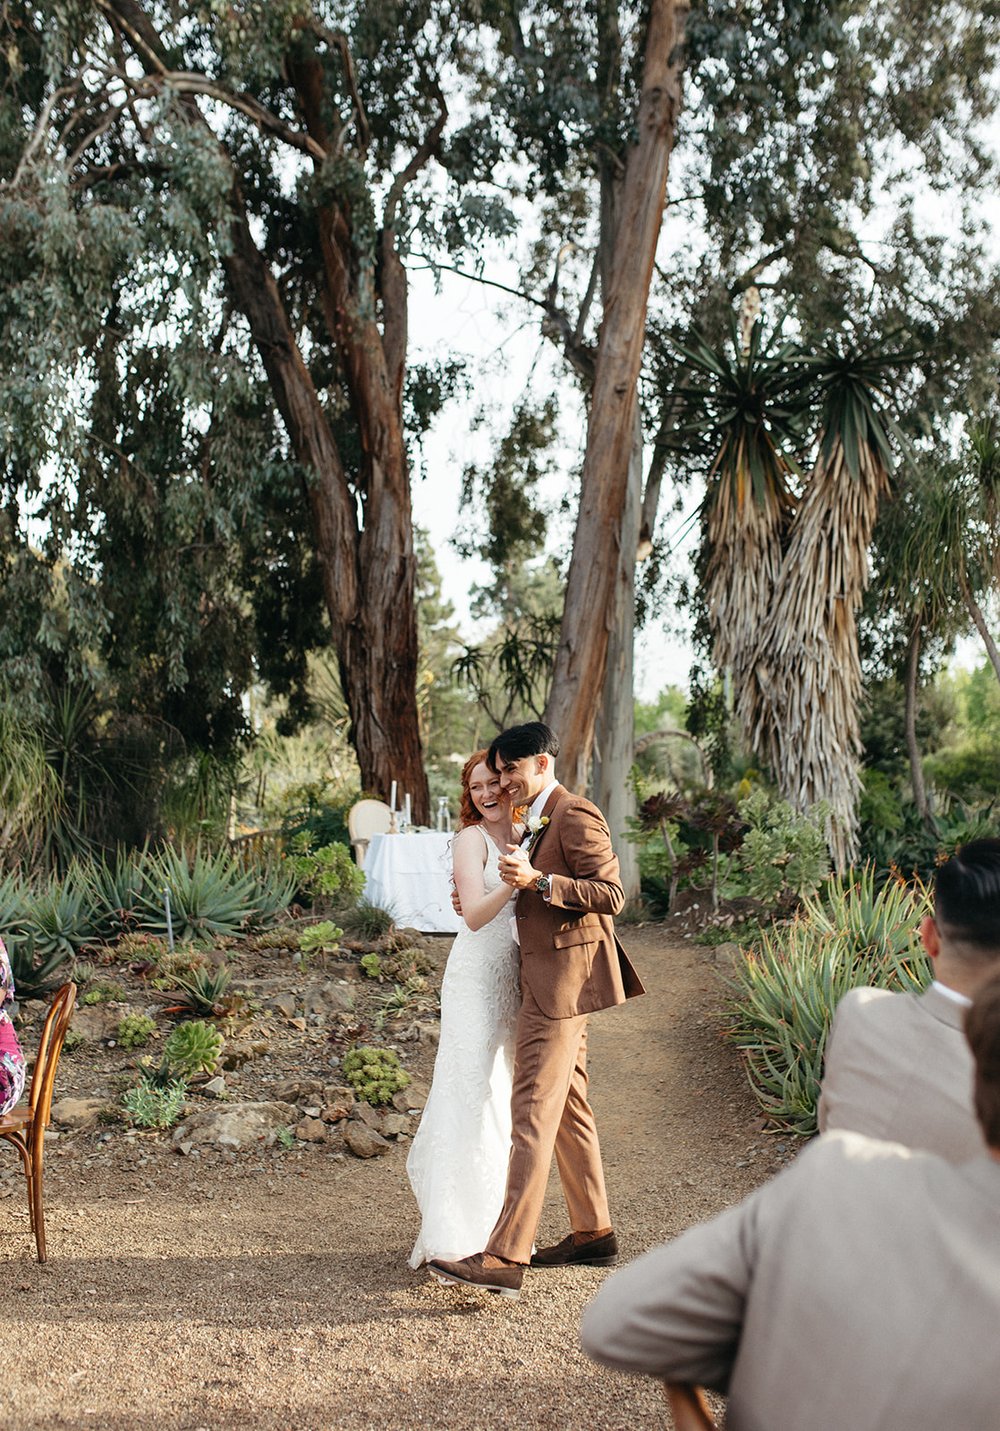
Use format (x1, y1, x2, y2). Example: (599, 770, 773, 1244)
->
(116, 1012, 157, 1049)
(342, 1045, 410, 1106)
(161, 1019, 224, 1079)
(122, 1076, 188, 1130)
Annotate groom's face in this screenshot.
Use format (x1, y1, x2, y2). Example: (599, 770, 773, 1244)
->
(495, 753, 550, 805)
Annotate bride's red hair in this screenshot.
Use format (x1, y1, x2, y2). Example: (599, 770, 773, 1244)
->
(457, 749, 491, 828)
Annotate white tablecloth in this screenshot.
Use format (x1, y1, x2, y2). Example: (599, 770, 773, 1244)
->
(362, 831, 461, 934)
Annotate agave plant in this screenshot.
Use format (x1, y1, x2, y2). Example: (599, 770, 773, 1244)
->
(138, 845, 261, 942)
(724, 866, 930, 1135)
(166, 963, 234, 1018)
(83, 846, 148, 939)
(0, 867, 28, 929)
(17, 864, 95, 959)
(5, 931, 72, 1001)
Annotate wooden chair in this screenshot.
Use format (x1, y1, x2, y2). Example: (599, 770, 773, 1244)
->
(663, 1382, 718, 1430)
(0, 981, 77, 1262)
(347, 798, 393, 867)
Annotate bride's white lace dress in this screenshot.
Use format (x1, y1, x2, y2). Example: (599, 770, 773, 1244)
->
(407, 826, 520, 1268)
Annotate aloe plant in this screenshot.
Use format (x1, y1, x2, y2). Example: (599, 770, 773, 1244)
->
(84, 846, 147, 939)
(167, 963, 234, 1018)
(724, 867, 931, 1136)
(0, 867, 28, 929)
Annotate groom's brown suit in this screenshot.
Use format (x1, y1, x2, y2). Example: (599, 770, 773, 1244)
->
(486, 784, 644, 1264)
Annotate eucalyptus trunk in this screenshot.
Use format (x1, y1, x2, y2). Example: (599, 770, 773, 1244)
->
(545, 0, 689, 791)
(904, 622, 934, 829)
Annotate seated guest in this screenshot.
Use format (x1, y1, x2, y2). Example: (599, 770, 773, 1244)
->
(580, 972, 1000, 1431)
(817, 837, 1000, 1161)
(0, 936, 26, 1115)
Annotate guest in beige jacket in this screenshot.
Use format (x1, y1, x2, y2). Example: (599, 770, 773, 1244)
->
(818, 837, 1000, 1160)
(580, 970, 1000, 1431)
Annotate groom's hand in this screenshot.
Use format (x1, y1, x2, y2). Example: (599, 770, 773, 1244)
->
(499, 845, 540, 889)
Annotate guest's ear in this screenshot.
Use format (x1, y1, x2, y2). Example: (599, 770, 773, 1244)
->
(920, 914, 941, 961)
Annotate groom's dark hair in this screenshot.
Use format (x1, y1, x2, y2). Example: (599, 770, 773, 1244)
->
(487, 721, 560, 771)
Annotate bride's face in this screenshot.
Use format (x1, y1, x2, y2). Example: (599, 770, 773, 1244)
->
(467, 762, 506, 824)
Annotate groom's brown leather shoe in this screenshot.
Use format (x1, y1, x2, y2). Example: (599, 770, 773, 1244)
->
(428, 1253, 524, 1298)
(530, 1230, 619, 1268)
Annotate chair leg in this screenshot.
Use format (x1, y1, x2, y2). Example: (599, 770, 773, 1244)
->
(30, 1142, 46, 1263)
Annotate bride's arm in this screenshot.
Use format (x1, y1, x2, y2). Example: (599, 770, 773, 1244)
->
(453, 826, 513, 932)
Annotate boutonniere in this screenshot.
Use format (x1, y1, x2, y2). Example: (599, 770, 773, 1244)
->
(521, 815, 550, 856)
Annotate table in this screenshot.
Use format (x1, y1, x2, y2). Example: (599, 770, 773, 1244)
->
(362, 831, 461, 934)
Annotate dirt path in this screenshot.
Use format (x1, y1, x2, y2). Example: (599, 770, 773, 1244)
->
(0, 927, 778, 1430)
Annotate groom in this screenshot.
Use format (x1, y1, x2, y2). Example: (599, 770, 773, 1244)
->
(429, 721, 644, 1299)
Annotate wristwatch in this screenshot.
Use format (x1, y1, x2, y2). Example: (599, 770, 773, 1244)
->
(535, 874, 551, 896)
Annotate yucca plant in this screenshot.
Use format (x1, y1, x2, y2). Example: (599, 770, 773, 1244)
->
(724, 867, 931, 1136)
(137, 845, 261, 941)
(747, 341, 910, 869)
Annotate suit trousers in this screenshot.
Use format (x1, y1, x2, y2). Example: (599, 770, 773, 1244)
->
(486, 983, 611, 1263)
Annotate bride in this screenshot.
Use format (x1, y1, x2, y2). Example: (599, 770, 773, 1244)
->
(406, 750, 521, 1268)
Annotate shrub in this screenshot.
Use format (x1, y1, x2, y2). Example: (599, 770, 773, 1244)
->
(723, 868, 931, 1137)
(116, 1012, 157, 1049)
(285, 836, 364, 907)
(161, 1019, 224, 1079)
(122, 1076, 188, 1130)
(724, 789, 830, 907)
(342, 1045, 410, 1106)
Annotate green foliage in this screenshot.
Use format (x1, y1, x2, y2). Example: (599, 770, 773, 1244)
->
(161, 1020, 224, 1080)
(341, 1045, 410, 1107)
(724, 869, 931, 1136)
(275, 1125, 296, 1150)
(115, 1013, 157, 1050)
(284, 837, 364, 907)
(122, 1077, 188, 1131)
(298, 922, 343, 958)
(924, 739, 1000, 803)
(724, 791, 830, 906)
(85, 849, 147, 940)
(359, 953, 382, 980)
(81, 981, 127, 1006)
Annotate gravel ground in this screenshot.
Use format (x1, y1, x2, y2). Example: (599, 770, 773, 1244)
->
(0, 926, 783, 1430)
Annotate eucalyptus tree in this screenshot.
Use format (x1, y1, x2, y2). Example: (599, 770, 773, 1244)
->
(0, 0, 503, 821)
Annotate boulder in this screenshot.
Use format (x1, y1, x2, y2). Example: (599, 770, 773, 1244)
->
(343, 1123, 391, 1159)
(271, 1077, 324, 1103)
(320, 1086, 356, 1123)
(294, 1116, 328, 1143)
(303, 983, 355, 1016)
(51, 1097, 107, 1131)
(68, 1006, 116, 1043)
(379, 1113, 409, 1139)
(171, 1100, 297, 1151)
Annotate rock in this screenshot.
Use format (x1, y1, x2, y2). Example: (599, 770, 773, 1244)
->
(343, 1123, 390, 1159)
(201, 1075, 227, 1098)
(303, 983, 355, 1016)
(294, 1117, 327, 1143)
(319, 1086, 355, 1122)
(713, 941, 743, 972)
(271, 1077, 324, 1103)
(379, 1114, 408, 1139)
(221, 1039, 270, 1069)
(171, 1101, 298, 1151)
(67, 1007, 116, 1043)
(351, 1101, 388, 1130)
(264, 992, 298, 1020)
(51, 1097, 107, 1131)
(418, 1023, 440, 1048)
(175, 1140, 194, 1157)
(398, 1079, 429, 1112)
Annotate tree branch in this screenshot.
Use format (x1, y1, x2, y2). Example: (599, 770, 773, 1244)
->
(383, 70, 447, 232)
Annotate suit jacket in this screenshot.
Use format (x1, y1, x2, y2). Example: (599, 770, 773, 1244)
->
(581, 1131, 1000, 1431)
(817, 984, 985, 1161)
(515, 784, 644, 1019)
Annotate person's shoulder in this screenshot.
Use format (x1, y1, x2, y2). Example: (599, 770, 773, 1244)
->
(833, 984, 901, 1028)
(554, 789, 606, 822)
(453, 823, 488, 853)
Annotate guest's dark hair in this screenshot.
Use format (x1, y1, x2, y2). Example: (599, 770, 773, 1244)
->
(965, 969, 1000, 1148)
(487, 721, 560, 772)
(934, 839, 1000, 959)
